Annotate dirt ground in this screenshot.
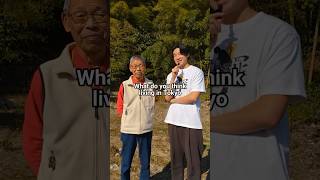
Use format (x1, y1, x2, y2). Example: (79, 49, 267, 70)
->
(289, 121, 320, 180)
(110, 100, 210, 180)
(0, 95, 319, 180)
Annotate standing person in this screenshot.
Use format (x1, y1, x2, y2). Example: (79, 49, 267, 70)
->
(116, 55, 155, 180)
(22, 0, 110, 179)
(164, 44, 206, 180)
(209, 0, 306, 180)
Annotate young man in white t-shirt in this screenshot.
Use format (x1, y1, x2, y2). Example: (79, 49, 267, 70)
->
(164, 44, 206, 180)
(210, 0, 306, 180)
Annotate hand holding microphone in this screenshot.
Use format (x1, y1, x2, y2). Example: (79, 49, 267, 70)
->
(209, 2, 223, 47)
(171, 63, 180, 78)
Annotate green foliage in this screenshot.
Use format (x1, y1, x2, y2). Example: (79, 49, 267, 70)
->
(153, 0, 179, 34)
(111, 1, 129, 20)
(111, 0, 210, 85)
(110, 18, 139, 82)
(0, 0, 319, 90)
(300, 0, 318, 9)
(129, 5, 153, 31)
(0, 0, 65, 63)
(288, 82, 320, 124)
(142, 41, 174, 82)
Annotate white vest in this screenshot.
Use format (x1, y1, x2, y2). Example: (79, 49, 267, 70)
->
(121, 77, 155, 134)
(38, 43, 109, 180)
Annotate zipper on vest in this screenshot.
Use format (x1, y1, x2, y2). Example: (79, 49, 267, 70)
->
(48, 150, 56, 171)
(95, 107, 99, 120)
(139, 95, 141, 132)
(94, 107, 99, 180)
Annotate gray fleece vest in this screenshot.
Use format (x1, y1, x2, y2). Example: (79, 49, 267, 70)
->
(37, 43, 109, 180)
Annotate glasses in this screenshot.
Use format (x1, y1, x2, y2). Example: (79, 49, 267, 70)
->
(68, 10, 107, 24)
(130, 64, 145, 70)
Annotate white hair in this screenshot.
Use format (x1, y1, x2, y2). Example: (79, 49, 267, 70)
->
(63, 0, 70, 13)
(63, 0, 108, 13)
(129, 55, 146, 66)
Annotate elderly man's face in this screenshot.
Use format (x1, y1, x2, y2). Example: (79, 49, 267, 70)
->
(130, 59, 146, 80)
(63, 0, 107, 55)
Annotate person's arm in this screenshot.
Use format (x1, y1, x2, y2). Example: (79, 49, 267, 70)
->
(22, 69, 44, 175)
(170, 69, 205, 104)
(116, 83, 124, 117)
(210, 24, 306, 135)
(210, 95, 288, 134)
(170, 92, 201, 104)
(165, 66, 179, 102)
(209, 9, 223, 47)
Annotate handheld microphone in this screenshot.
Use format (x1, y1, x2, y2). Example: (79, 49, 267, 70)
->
(176, 63, 183, 82)
(210, 3, 223, 48)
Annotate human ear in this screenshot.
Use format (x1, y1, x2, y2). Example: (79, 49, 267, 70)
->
(61, 13, 71, 32)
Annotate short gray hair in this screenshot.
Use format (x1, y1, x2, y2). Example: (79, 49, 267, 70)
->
(63, 0, 108, 13)
(63, 0, 70, 13)
(129, 55, 146, 65)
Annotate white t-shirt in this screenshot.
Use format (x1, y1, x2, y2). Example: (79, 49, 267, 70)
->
(210, 12, 306, 180)
(165, 65, 206, 129)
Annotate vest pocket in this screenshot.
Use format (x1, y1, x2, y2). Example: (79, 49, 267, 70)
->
(38, 146, 56, 180)
(48, 150, 56, 171)
(122, 107, 135, 130)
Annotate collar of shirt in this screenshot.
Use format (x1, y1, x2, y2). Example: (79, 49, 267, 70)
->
(131, 75, 145, 84)
(70, 45, 108, 72)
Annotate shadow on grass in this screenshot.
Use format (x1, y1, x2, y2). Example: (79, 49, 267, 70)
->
(151, 145, 210, 180)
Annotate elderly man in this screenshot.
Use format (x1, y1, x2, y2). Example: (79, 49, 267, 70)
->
(22, 0, 109, 180)
(116, 55, 155, 180)
(209, 0, 306, 180)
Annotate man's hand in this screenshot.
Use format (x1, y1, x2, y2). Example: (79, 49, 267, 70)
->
(171, 65, 180, 78)
(165, 65, 180, 102)
(170, 98, 177, 104)
(209, 12, 223, 46)
(170, 92, 201, 105)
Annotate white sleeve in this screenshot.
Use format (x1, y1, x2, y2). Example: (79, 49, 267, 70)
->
(258, 26, 306, 103)
(190, 69, 206, 93)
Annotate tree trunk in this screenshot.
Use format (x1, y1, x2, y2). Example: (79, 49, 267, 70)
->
(308, 10, 320, 84)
